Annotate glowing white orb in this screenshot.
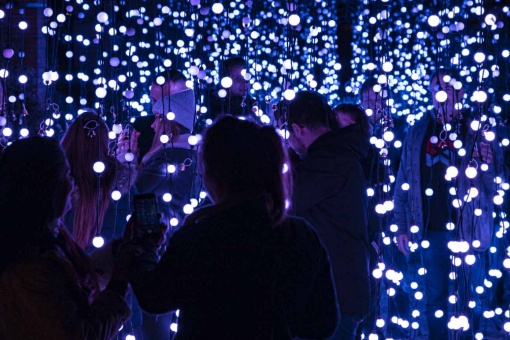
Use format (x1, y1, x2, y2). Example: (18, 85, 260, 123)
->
(167, 164, 176, 173)
(124, 152, 135, 162)
(212, 3, 224, 14)
(97, 12, 109, 23)
(428, 15, 441, 27)
(92, 236, 105, 248)
(160, 134, 170, 144)
(93, 161, 105, 174)
(289, 14, 301, 26)
(435, 90, 447, 103)
(111, 190, 122, 201)
(221, 77, 233, 88)
(166, 112, 175, 121)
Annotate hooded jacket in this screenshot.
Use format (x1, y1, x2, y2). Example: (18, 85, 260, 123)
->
(292, 128, 371, 316)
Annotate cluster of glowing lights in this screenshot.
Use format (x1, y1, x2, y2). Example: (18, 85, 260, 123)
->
(350, 1, 510, 338)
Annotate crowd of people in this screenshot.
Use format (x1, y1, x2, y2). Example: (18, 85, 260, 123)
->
(0, 60, 508, 340)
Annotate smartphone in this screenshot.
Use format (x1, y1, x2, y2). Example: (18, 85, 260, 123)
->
(134, 193, 160, 234)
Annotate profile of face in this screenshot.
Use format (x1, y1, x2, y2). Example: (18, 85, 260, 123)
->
(287, 126, 307, 158)
(361, 89, 383, 122)
(150, 114, 165, 136)
(228, 65, 248, 97)
(430, 73, 465, 123)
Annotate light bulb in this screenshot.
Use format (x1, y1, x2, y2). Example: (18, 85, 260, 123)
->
(111, 190, 122, 201)
(93, 161, 105, 174)
(288, 14, 300, 26)
(428, 15, 441, 27)
(221, 77, 233, 88)
(92, 236, 105, 248)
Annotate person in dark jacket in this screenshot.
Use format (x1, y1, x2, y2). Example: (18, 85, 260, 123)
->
(283, 91, 371, 340)
(334, 103, 383, 339)
(127, 116, 339, 339)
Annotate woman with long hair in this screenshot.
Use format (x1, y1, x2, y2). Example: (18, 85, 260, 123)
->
(0, 137, 131, 338)
(127, 116, 339, 339)
(61, 111, 138, 249)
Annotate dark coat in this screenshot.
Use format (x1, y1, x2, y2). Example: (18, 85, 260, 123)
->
(0, 230, 130, 339)
(292, 129, 371, 316)
(129, 197, 339, 339)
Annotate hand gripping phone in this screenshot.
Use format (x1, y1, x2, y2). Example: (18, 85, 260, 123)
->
(134, 193, 160, 234)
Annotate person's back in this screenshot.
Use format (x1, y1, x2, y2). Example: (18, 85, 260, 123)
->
(127, 116, 339, 339)
(141, 197, 335, 339)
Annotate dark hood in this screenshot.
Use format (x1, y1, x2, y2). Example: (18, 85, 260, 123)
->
(308, 125, 370, 160)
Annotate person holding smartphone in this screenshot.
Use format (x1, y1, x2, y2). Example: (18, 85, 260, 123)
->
(134, 69, 200, 339)
(124, 116, 339, 339)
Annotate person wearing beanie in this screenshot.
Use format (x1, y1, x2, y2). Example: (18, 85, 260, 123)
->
(135, 69, 201, 340)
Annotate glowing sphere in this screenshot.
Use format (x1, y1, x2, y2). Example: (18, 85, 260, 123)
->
(284, 89, 296, 101)
(93, 161, 105, 174)
(97, 12, 109, 23)
(95, 87, 107, 98)
(375, 204, 386, 214)
(435, 90, 447, 103)
(19, 21, 28, 30)
(43, 8, 53, 17)
(92, 236, 105, 248)
(183, 204, 194, 215)
(428, 15, 441, 27)
(289, 14, 301, 26)
(166, 112, 175, 121)
(383, 130, 394, 142)
(465, 167, 477, 179)
(111, 190, 122, 201)
(167, 164, 176, 173)
(382, 61, 393, 72)
(221, 77, 233, 88)
(3, 48, 14, 59)
(218, 89, 227, 98)
(494, 195, 504, 205)
(188, 135, 199, 146)
(110, 57, 120, 67)
(125, 152, 135, 162)
(163, 193, 172, 202)
(3, 127, 13, 137)
(446, 166, 459, 178)
(18, 75, 27, 84)
(484, 131, 495, 142)
(160, 134, 170, 144)
(211, 3, 224, 14)
(474, 52, 486, 63)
